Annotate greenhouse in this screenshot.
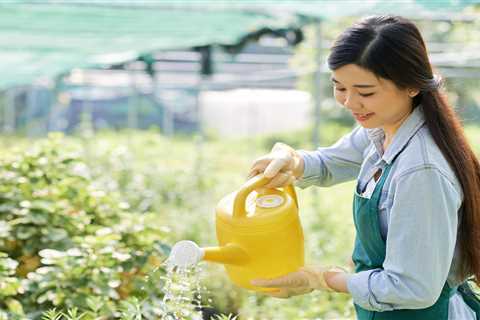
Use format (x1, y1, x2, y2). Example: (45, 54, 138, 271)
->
(0, 1, 480, 319)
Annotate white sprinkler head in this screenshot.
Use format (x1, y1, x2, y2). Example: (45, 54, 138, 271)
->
(168, 240, 204, 269)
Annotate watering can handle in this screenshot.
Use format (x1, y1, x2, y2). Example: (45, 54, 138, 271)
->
(285, 184, 298, 209)
(233, 174, 298, 218)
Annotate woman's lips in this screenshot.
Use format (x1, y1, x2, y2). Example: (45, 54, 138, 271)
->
(353, 112, 375, 122)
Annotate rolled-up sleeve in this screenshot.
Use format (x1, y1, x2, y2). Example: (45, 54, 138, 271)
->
(296, 126, 370, 189)
(347, 167, 462, 311)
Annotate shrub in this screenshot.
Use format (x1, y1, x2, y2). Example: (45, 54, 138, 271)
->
(0, 134, 170, 318)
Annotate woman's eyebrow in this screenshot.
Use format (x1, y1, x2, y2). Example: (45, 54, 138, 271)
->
(330, 77, 376, 88)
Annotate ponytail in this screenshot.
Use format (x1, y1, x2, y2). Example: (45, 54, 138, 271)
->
(421, 89, 480, 284)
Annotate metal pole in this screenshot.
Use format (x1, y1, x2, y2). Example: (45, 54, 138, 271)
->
(312, 21, 323, 148)
(193, 45, 212, 188)
(311, 21, 323, 215)
(48, 79, 62, 133)
(152, 71, 159, 133)
(4, 88, 15, 134)
(128, 70, 139, 130)
(163, 99, 174, 136)
(48, 73, 69, 133)
(26, 85, 36, 137)
(194, 75, 205, 187)
(80, 87, 94, 136)
(194, 74, 206, 139)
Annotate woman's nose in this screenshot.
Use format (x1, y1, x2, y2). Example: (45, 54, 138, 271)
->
(343, 93, 359, 110)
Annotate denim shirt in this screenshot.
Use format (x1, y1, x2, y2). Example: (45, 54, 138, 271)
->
(296, 106, 476, 319)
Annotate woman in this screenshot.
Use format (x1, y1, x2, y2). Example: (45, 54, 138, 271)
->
(248, 15, 480, 319)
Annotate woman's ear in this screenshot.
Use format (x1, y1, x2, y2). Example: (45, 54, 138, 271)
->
(407, 88, 420, 98)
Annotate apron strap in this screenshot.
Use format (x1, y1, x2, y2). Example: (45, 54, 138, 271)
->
(449, 285, 458, 298)
(458, 281, 480, 317)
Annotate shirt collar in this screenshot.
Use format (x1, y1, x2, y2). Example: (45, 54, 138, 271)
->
(366, 105, 426, 164)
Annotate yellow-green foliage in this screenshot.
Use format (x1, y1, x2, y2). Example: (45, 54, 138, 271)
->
(1, 123, 478, 319)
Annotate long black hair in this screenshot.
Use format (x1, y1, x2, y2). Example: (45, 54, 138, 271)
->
(328, 15, 480, 284)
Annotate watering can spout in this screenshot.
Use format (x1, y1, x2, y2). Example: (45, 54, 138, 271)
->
(168, 240, 249, 268)
(202, 244, 249, 265)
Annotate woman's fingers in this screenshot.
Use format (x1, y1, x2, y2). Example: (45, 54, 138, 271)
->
(263, 157, 288, 178)
(248, 156, 271, 178)
(247, 148, 295, 187)
(248, 158, 295, 188)
(251, 278, 287, 288)
(248, 170, 295, 188)
(264, 171, 294, 188)
(248, 156, 289, 178)
(262, 289, 290, 299)
(251, 272, 308, 288)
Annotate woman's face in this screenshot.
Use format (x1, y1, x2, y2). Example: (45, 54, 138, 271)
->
(331, 64, 416, 131)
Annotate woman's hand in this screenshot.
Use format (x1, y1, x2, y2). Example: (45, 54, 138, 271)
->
(247, 142, 304, 188)
(251, 266, 349, 299)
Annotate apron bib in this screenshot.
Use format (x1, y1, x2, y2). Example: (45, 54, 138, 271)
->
(352, 163, 480, 320)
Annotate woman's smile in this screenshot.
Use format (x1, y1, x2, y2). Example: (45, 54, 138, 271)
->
(353, 112, 375, 122)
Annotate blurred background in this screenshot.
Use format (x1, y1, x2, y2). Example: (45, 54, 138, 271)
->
(0, 1, 479, 319)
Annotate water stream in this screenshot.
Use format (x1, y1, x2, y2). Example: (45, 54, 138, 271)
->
(159, 263, 205, 320)
(136, 260, 211, 320)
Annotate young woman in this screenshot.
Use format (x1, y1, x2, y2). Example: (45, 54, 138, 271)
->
(248, 15, 480, 319)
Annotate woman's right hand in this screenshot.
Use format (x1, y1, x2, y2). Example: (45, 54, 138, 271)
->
(247, 142, 304, 188)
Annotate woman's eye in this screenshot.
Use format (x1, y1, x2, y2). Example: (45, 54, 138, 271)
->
(359, 93, 375, 97)
(335, 87, 346, 92)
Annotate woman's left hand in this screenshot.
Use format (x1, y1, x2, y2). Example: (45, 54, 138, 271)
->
(251, 266, 348, 299)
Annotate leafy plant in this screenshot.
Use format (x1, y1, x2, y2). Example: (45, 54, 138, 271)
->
(0, 134, 171, 316)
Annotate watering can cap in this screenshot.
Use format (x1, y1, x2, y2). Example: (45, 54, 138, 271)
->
(255, 192, 284, 209)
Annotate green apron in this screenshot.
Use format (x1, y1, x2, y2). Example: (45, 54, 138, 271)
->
(352, 163, 480, 320)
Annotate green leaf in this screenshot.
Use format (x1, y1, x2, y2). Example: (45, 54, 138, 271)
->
(47, 228, 69, 241)
(0, 220, 11, 237)
(41, 308, 63, 320)
(4, 258, 19, 271)
(39, 249, 66, 259)
(31, 200, 55, 212)
(86, 296, 104, 313)
(16, 226, 36, 239)
(0, 204, 16, 213)
(64, 307, 87, 320)
(5, 298, 24, 315)
(0, 277, 21, 296)
(29, 213, 49, 225)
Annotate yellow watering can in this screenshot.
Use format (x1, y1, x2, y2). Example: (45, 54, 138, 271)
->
(168, 174, 305, 292)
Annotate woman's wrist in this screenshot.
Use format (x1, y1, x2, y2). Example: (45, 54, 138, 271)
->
(323, 268, 351, 293)
(293, 151, 305, 178)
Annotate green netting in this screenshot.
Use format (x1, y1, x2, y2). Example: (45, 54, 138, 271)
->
(0, 3, 291, 88)
(289, 0, 477, 19)
(0, 0, 477, 89)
